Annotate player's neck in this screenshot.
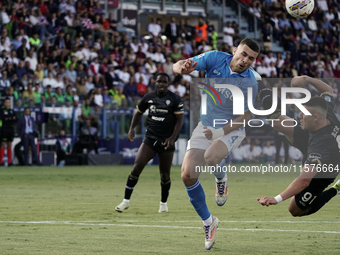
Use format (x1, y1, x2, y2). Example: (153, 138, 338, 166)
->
(311, 120, 329, 132)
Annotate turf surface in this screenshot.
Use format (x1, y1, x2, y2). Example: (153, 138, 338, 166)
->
(0, 165, 339, 254)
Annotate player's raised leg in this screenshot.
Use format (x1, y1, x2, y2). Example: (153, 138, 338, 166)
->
(158, 151, 175, 213)
(181, 148, 219, 250)
(115, 143, 156, 212)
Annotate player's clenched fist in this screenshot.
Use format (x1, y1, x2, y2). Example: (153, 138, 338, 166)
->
(257, 196, 278, 207)
(181, 59, 198, 74)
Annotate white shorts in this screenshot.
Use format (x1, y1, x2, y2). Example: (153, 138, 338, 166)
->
(187, 121, 246, 154)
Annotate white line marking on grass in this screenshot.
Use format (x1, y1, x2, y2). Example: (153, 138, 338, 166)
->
(1, 221, 340, 234)
(116, 220, 340, 224)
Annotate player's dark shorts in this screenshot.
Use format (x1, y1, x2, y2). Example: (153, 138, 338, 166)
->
(292, 126, 309, 156)
(295, 178, 335, 211)
(0, 127, 14, 142)
(143, 136, 175, 153)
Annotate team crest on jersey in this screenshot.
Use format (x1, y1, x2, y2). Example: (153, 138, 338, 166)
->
(324, 95, 331, 102)
(213, 70, 221, 75)
(166, 100, 171, 105)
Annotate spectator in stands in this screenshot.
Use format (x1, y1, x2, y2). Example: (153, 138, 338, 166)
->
(148, 17, 162, 39)
(112, 86, 127, 108)
(197, 40, 210, 53)
(94, 87, 103, 108)
(195, 17, 208, 44)
(169, 75, 186, 98)
(165, 16, 179, 44)
(124, 76, 139, 107)
(0, 70, 11, 88)
(260, 140, 276, 163)
(261, 23, 273, 51)
(223, 22, 234, 47)
(43, 71, 57, 88)
(55, 87, 65, 105)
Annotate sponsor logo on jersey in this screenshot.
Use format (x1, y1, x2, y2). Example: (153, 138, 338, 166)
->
(148, 100, 153, 103)
(156, 109, 168, 113)
(197, 53, 205, 59)
(151, 116, 165, 121)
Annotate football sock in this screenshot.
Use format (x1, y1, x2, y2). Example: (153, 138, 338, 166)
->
(305, 188, 337, 215)
(7, 148, 12, 164)
(0, 147, 4, 163)
(213, 158, 226, 180)
(124, 174, 139, 200)
(161, 179, 171, 203)
(203, 215, 213, 226)
(186, 180, 211, 221)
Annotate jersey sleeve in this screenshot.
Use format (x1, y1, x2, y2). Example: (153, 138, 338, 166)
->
(191, 50, 218, 73)
(174, 96, 184, 114)
(136, 94, 148, 113)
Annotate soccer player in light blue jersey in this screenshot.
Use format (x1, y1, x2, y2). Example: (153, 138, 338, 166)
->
(173, 38, 261, 250)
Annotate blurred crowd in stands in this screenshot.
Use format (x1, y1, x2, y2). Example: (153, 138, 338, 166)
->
(0, 0, 339, 132)
(230, 137, 303, 164)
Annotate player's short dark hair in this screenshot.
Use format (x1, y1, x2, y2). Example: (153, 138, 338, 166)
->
(239, 38, 260, 54)
(303, 96, 328, 112)
(4, 97, 10, 101)
(155, 72, 170, 82)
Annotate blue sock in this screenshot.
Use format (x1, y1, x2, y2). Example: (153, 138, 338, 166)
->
(212, 158, 226, 180)
(186, 180, 211, 221)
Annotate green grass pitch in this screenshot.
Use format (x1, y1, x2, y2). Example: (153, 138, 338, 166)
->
(1, 165, 340, 254)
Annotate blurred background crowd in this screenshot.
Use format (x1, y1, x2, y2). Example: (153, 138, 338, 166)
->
(0, 0, 339, 161)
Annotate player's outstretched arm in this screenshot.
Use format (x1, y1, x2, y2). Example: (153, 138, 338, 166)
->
(291, 75, 333, 95)
(257, 164, 316, 207)
(164, 113, 184, 150)
(127, 111, 143, 142)
(173, 59, 198, 75)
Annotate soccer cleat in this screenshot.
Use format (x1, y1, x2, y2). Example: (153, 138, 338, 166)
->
(333, 179, 340, 192)
(204, 216, 219, 250)
(158, 203, 168, 213)
(115, 201, 129, 212)
(215, 177, 228, 206)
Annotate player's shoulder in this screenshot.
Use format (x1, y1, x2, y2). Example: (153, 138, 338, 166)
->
(248, 67, 262, 81)
(194, 50, 232, 60)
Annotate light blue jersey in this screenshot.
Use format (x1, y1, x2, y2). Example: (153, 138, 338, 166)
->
(191, 50, 261, 129)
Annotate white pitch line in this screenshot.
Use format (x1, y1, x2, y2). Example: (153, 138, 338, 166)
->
(1, 221, 340, 234)
(116, 220, 340, 224)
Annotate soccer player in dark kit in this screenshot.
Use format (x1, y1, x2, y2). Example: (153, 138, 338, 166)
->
(0, 98, 17, 166)
(115, 73, 184, 213)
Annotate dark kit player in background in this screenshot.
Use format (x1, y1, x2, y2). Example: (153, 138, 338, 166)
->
(0, 98, 17, 166)
(115, 73, 184, 213)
